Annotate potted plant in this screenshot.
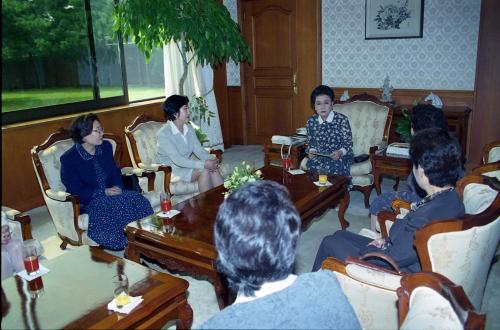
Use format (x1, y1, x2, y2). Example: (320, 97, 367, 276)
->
(189, 95, 215, 145)
(395, 99, 419, 143)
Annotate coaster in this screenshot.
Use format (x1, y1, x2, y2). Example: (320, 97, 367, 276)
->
(158, 210, 181, 218)
(17, 264, 50, 281)
(288, 169, 305, 175)
(107, 295, 143, 314)
(313, 181, 333, 187)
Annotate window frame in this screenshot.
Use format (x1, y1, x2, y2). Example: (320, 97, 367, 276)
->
(1, 0, 164, 126)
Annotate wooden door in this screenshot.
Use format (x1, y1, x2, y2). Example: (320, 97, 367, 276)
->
(240, 0, 320, 144)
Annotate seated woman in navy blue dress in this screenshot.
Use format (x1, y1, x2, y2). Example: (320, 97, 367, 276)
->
(312, 128, 465, 273)
(306, 85, 353, 178)
(60, 114, 153, 250)
(368, 104, 450, 230)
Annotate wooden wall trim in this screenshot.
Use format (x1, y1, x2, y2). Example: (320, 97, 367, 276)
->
(2, 100, 164, 212)
(332, 88, 474, 108)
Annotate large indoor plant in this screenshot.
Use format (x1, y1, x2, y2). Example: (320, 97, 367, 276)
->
(113, 0, 251, 95)
(395, 99, 419, 143)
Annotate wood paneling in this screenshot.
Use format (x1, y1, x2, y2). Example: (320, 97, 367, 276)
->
(332, 88, 474, 108)
(471, 0, 500, 165)
(228, 87, 244, 145)
(1, 100, 164, 212)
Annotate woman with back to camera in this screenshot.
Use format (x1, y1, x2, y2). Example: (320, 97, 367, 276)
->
(312, 128, 465, 273)
(200, 180, 360, 329)
(156, 95, 223, 193)
(306, 85, 353, 178)
(60, 114, 153, 250)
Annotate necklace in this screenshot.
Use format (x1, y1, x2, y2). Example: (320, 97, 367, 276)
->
(410, 187, 455, 212)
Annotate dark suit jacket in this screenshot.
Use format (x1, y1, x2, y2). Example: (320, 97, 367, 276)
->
(60, 140, 123, 205)
(362, 189, 465, 272)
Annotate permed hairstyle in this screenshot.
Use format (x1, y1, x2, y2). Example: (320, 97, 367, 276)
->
(214, 180, 301, 296)
(410, 127, 462, 187)
(162, 94, 189, 121)
(411, 104, 449, 133)
(310, 85, 335, 108)
(69, 113, 100, 144)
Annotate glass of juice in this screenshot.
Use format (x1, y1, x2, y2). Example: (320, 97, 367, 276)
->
(282, 153, 291, 171)
(160, 192, 172, 212)
(318, 170, 328, 185)
(23, 239, 40, 276)
(113, 274, 131, 308)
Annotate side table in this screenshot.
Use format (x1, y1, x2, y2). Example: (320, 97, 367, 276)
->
(371, 149, 411, 195)
(263, 142, 307, 169)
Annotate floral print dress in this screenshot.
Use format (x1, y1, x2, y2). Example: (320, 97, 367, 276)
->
(306, 112, 353, 178)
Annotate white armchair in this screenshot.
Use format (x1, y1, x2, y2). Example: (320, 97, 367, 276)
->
(31, 128, 161, 249)
(1, 206, 33, 241)
(321, 256, 401, 329)
(398, 272, 485, 329)
(301, 94, 393, 207)
(413, 175, 500, 310)
(125, 114, 224, 204)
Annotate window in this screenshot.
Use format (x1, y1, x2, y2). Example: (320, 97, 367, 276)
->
(1, 0, 164, 125)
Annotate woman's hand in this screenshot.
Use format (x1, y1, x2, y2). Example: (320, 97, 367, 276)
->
(367, 238, 387, 249)
(204, 159, 219, 171)
(308, 148, 318, 159)
(330, 150, 343, 160)
(105, 186, 122, 196)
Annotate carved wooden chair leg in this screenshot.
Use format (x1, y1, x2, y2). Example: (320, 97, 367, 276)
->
(60, 238, 69, 250)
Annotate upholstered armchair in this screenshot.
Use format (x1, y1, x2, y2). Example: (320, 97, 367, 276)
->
(481, 140, 500, 164)
(372, 174, 499, 309)
(321, 256, 401, 329)
(397, 272, 485, 329)
(31, 128, 160, 249)
(301, 94, 393, 207)
(1, 206, 33, 241)
(125, 114, 224, 204)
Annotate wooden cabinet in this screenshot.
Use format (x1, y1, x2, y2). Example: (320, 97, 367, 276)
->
(389, 106, 472, 162)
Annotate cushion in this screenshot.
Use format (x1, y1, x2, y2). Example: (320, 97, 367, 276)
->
(333, 101, 390, 156)
(130, 121, 164, 166)
(487, 146, 500, 163)
(400, 287, 462, 330)
(463, 183, 498, 215)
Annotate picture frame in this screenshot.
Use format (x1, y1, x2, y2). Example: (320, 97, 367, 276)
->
(365, 0, 424, 40)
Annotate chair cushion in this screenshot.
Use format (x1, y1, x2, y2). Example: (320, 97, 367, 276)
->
(130, 121, 164, 166)
(350, 159, 372, 176)
(334, 270, 399, 329)
(488, 146, 500, 163)
(333, 101, 390, 157)
(427, 217, 500, 309)
(463, 183, 498, 215)
(36, 139, 74, 192)
(400, 287, 462, 330)
(351, 174, 373, 187)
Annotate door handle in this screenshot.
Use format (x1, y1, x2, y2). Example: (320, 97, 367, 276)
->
(293, 73, 298, 95)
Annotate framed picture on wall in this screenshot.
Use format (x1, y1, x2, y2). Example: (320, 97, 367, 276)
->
(365, 0, 424, 39)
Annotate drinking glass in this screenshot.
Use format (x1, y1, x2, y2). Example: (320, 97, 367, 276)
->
(28, 277, 44, 298)
(23, 239, 40, 276)
(282, 154, 291, 171)
(318, 170, 328, 185)
(113, 274, 131, 308)
(160, 192, 172, 212)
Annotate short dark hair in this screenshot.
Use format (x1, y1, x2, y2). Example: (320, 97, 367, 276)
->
(410, 127, 462, 187)
(411, 104, 448, 133)
(69, 113, 100, 144)
(162, 94, 189, 121)
(214, 180, 301, 296)
(310, 85, 335, 107)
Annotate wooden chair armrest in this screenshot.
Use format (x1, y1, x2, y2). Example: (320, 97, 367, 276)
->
(210, 149, 223, 161)
(391, 198, 412, 213)
(359, 252, 402, 274)
(377, 211, 397, 238)
(12, 213, 33, 241)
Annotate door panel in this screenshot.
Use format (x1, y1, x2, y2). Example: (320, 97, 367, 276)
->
(241, 0, 320, 144)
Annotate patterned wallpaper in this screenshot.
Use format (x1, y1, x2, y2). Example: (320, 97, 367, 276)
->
(224, 0, 480, 90)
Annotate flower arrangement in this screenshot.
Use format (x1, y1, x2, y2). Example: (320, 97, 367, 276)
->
(223, 161, 262, 198)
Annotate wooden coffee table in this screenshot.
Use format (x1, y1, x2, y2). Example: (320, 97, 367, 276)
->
(1, 246, 193, 329)
(125, 166, 349, 309)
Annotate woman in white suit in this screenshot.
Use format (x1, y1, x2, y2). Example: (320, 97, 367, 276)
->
(156, 95, 223, 193)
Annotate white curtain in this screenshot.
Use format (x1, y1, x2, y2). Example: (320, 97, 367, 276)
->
(163, 42, 224, 150)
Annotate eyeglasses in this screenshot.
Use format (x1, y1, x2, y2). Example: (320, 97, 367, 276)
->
(92, 128, 104, 134)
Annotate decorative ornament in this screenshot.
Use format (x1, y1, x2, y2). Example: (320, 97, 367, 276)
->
(380, 75, 394, 103)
